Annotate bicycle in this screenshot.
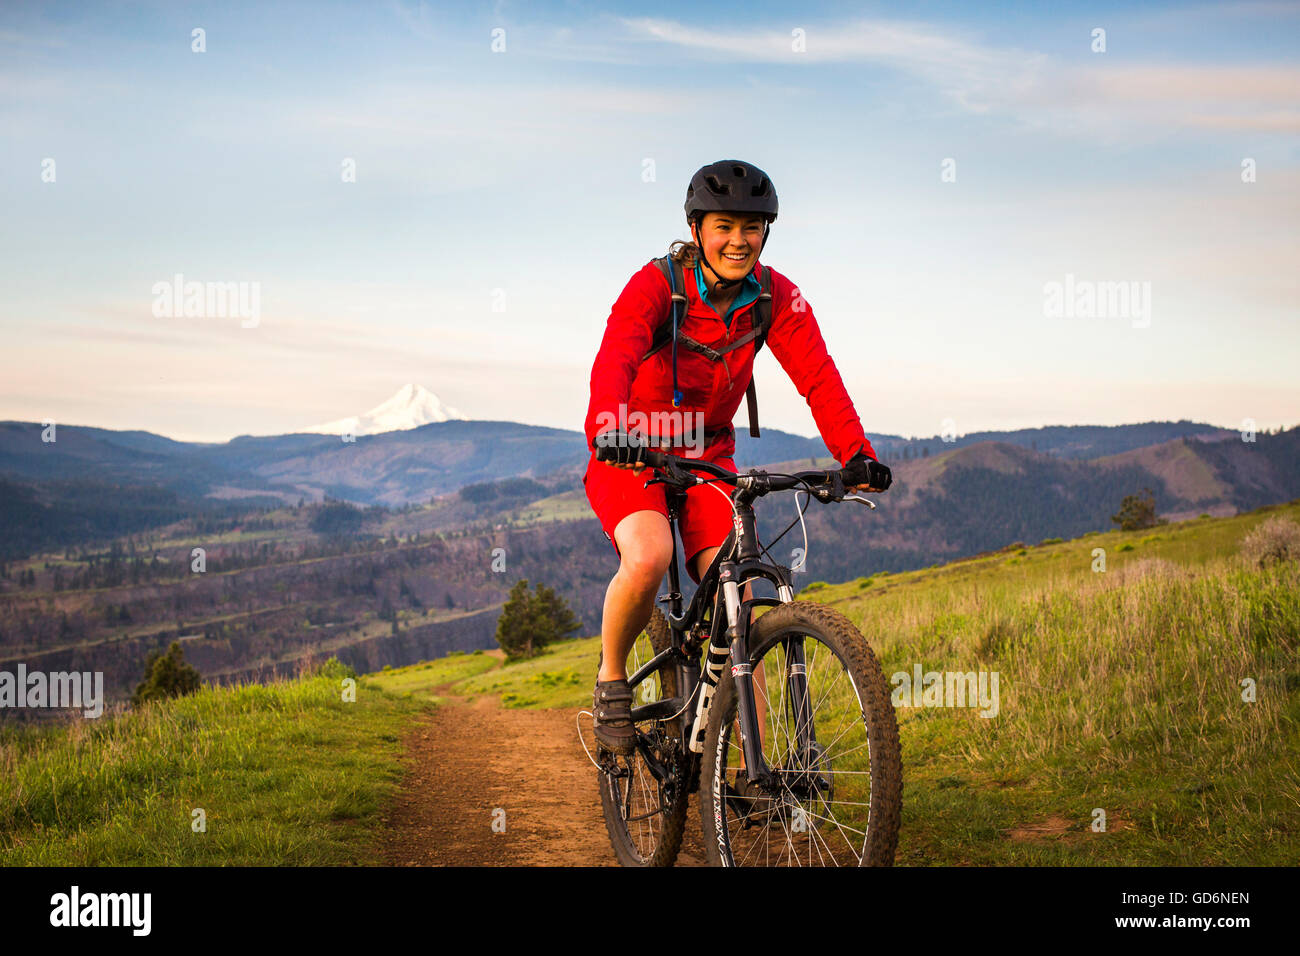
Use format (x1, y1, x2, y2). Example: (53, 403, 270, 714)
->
(587, 445, 902, 866)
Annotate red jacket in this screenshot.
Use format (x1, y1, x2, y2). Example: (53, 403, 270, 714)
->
(584, 258, 876, 466)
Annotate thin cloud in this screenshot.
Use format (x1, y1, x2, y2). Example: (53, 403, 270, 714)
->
(619, 16, 1300, 133)
(619, 16, 1050, 113)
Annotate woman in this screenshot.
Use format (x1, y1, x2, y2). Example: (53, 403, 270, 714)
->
(582, 159, 893, 754)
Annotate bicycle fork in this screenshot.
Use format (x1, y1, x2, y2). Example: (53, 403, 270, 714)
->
(687, 570, 779, 788)
(688, 573, 822, 791)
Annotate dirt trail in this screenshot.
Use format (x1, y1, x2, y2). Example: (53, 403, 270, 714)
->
(378, 690, 708, 866)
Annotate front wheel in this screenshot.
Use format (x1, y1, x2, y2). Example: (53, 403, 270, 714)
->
(699, 601, 902, 866)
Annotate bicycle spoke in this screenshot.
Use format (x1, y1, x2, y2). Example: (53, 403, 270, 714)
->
(717, 622, 888, 866)
(809, 790, 866, 863)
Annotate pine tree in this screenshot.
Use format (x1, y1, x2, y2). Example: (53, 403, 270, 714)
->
(495, 579, 535, 659)
(131, 642, 202, 706)
(533, 583, 580, 652)
(1112, 487, 1160, 531)
(494, 580, 581, 660)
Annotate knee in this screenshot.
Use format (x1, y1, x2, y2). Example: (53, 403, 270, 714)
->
(618, 541, 672, 594)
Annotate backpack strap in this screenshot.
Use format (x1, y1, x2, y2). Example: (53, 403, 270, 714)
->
(742, 267, 772, 437)
(643, 257, 687, 363)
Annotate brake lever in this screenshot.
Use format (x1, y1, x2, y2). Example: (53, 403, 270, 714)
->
(643, 458, 696, 490)
(842, 494, 878, 510)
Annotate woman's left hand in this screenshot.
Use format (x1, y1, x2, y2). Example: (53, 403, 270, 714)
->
(844, 454, 892, 493)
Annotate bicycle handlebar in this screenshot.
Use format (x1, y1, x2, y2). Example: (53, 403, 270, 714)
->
(596, 444, 873, 507)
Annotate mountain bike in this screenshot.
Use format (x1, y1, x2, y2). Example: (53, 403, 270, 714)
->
(588, 446, 901, 866)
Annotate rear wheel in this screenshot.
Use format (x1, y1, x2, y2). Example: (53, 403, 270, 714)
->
(699, 601, 901, 866)
(598, 607, 692, 866)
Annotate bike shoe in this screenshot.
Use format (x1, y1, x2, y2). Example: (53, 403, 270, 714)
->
(592, 679, 636, 756)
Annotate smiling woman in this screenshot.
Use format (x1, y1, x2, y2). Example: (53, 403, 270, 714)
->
(581, 158, 894, 760)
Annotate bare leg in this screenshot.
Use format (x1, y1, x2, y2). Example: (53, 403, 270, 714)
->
(597, 510, 673, 682)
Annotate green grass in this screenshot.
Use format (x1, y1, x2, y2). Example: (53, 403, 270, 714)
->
(0, 665, 425, 865)
(511, 489, 595, 525)
(7, 502, 1296, 866)
(367, 638, 606, 712)
(363, 650, 500, 704)
(455, 638, 602, 710)
(370, 501, 1300, 866)
(810, 501, 1300, 865)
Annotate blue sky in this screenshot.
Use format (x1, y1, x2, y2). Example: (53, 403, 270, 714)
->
(2, 0, 1297, 443)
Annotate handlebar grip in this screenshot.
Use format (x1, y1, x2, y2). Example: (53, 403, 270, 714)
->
(593, 440, 668, 469)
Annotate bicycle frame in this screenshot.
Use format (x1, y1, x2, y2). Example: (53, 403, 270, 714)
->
(624, 477, 818, 791)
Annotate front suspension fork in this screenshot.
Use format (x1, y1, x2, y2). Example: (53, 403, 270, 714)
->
(718, 584, 822, 787)
(721, 576, 773, 786)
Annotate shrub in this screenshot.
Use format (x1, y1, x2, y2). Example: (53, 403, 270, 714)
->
(495, 579, 580, 660)
(1040, 537, 1063, 545)
(131, 641, 202, 707)
(1239, 516, 1300, 569)
(315, 657, 356, 680)
(1118, 543, 1135, 552)
(1112, 487, 1160, 531)
(803, 581, 827, 592)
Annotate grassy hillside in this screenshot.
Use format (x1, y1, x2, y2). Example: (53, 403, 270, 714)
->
(0, 661, 426, 865)
(372, 501, 1300, 865)
(4, 502, 1294, 865)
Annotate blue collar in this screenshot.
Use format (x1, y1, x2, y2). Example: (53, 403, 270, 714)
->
(695, 262, 761, 329)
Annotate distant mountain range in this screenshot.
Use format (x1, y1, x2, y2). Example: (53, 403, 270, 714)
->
(1, 404, 1296, 563)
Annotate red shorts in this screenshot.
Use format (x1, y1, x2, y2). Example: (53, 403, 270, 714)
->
(583, 452, 737, 583)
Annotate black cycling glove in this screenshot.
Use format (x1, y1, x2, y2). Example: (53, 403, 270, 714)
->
(843, 451, 892, 491)
(594, 429, 651, 467)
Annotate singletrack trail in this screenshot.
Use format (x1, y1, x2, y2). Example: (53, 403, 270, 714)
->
(378, 690, 708, 866)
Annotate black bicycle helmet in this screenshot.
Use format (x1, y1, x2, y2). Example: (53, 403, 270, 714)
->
(684, 159, 779, 223)
(685, 160, 778, 291)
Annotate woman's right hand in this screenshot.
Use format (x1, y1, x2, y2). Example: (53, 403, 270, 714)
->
(594, 429, 651, 474)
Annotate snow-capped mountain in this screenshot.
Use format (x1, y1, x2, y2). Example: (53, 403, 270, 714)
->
(301, 384, 467, 436)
